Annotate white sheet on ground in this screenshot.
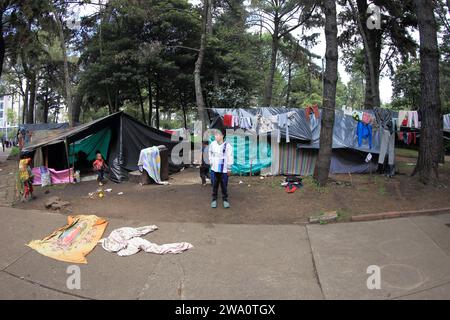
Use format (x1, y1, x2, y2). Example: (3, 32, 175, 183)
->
(99, 226, 193, 257)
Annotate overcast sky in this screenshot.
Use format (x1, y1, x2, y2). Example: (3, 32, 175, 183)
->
(78, 0, 395, 104)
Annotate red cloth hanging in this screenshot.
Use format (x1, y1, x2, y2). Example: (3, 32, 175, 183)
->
(223, 115, 233, 127)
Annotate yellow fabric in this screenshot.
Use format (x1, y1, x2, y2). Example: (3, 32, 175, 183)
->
(19, 159, 30, 182)
(27, 215, 108, 264)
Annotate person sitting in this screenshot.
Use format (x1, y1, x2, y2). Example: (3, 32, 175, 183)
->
(93, 152, 108, 186)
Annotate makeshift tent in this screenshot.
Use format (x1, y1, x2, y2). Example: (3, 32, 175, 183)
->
(19, 123, 69, 148)
(21, 112, 179, 183)
(210, 108, 381, 175)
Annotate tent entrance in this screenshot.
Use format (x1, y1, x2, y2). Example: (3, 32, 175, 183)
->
(69, 127, 112, 172)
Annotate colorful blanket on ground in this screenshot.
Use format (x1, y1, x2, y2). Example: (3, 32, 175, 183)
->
(27, 215, 108, 264)
(138, 146, 165, 184)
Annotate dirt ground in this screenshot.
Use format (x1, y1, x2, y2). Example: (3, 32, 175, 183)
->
(4, 151, 450, 225)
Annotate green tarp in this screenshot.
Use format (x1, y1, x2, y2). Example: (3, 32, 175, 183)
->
(229, 135, 272, 175)
(69, 127, 112, 165)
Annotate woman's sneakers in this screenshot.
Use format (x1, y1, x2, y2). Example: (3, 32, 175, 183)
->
(211, 201, 217, 209)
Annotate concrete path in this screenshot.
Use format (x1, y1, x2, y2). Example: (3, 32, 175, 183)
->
(0, 206, 449, 300)
(0, 149, 16, 206)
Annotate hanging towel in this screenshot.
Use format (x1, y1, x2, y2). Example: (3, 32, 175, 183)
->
(99, 226, 193, 257)
(223, 114, 233, 127)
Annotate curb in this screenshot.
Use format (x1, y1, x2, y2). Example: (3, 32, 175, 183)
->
(351, 207, 450, 222)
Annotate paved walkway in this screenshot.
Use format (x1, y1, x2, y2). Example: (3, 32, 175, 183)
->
(0, 149, 16, 206)
(0, 206, 449, 300)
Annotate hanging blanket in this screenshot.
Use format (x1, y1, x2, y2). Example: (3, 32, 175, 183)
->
(27, 215, 108, 264)
(138, 146, 167, 185)
(99, 226, 193, 257)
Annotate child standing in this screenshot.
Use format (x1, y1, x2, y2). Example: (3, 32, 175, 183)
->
(93, 152, 108, 186)
(208, 129, 233, 209)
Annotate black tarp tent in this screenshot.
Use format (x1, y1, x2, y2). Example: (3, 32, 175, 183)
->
(21, 112, 179, 183)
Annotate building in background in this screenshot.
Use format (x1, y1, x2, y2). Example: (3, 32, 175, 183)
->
(0, 93, 21, 139)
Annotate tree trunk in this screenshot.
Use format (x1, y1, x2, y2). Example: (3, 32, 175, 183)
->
(0, 13, 5, 82)
(72, 92, 82, 125)
(263, 23, 279, 107)
(54, 11, 73, 126)
(26, 74, 36, 124)
(180, 92, 188, 129)
(22, 82, 29, 124)
(315, 0, 338, 187)
(286, 61, 292, 107)
(412, 0, 442, 184)
(43, 88, 49, 123)
(148, 77, 153, 126)
(194, 0, 211, 132)
(155, 79, 160, 129)
(352, 0, 381, 109)
(137, 84, 147, 125)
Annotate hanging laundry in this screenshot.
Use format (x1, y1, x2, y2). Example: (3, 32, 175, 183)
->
(27, 215, 108, 264)
(278, 113, 291, 143)
(409, 111, 419, 129)
(357, 122, 373, 149)
(232, 115, 240, 128)
(239, 117, 253, 130)
(352, 111, 364, 122)
(223, 114, 233, 127)
(361, 112, 373, 125)
(99, 226, 193, 257)
(398, 111, 409, 127)
(305, 105, 320, 122)
(374, 108, 394, 134)
(256, 114, 275, 134)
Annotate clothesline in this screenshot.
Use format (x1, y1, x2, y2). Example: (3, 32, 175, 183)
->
(202, 106, 338, 112)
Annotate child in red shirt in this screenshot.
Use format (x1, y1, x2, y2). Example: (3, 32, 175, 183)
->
(93, 153, 108, 185)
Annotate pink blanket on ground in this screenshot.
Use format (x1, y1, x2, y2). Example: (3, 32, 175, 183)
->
(32, 168, 74, 185)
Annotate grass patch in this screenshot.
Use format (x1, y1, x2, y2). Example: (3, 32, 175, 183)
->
(9, 147, 20, 157)
(396, 148, 418, 158)
(302, 176, 330, 194)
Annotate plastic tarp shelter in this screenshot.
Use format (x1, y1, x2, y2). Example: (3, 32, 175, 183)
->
(21, 112, 179, 183)
(210, 107, 381, 154)
(210, 107, 313, 142)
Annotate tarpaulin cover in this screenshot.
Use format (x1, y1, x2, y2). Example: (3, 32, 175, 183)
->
(298, 110, 382, 154)
(330, 149, 378, 174)
(211, 108, 381, 154)
(68, 127, 112, 165)
(210, 108, 313, 142)
(228, 135, 272, 175)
